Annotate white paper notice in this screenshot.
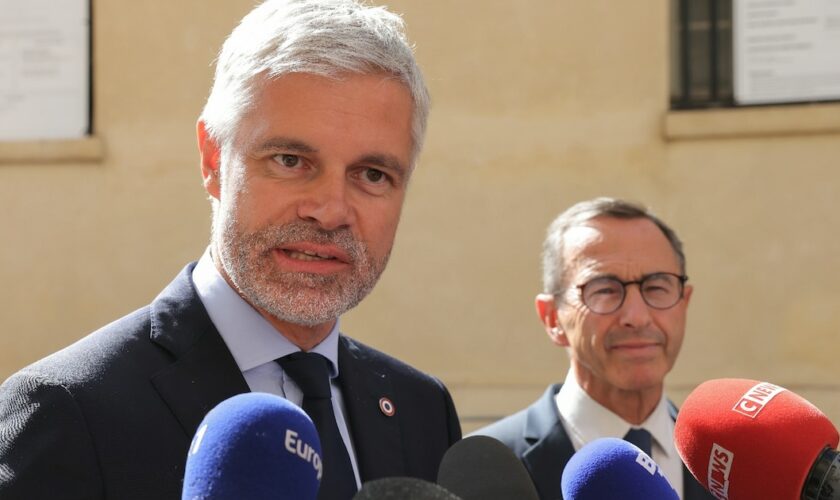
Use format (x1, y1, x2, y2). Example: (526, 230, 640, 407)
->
(734, 0, 840, 105)
(0, 0, 90, 141)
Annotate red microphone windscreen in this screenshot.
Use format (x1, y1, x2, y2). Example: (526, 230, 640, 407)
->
(674, 378, 838, 500)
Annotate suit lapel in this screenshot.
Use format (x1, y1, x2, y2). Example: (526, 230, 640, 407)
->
(148, 264, 250, 438)
(519, 388, 712, 500)
(337, 336, 404, 481)
(521, 385, 576, 500)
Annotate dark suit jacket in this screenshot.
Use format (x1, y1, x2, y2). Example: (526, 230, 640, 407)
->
(0, 264, 461, 499)
(473, 384, 714, 500)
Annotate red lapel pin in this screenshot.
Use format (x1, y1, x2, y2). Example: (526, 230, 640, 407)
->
(379, 397, 395, 417)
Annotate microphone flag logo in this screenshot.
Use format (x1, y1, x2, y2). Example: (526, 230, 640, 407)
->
(731, 381, 785, 419)
(285, 429, 323, 480)
(707, 443, 734, 500)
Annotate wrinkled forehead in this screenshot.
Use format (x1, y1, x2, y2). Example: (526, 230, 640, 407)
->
(561, 218, 681, 278)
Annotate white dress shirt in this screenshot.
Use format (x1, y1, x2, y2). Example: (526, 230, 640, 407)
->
(191, 249, 361, 487)
(555, 370, 685, 497)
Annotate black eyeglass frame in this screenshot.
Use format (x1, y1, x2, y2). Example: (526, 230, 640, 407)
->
(571, 272, 689, 315)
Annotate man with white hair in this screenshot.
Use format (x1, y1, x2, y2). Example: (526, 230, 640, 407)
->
(0, 2, 460, 499)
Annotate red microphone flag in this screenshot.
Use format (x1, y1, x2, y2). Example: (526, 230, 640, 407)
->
(674, 378, 838, 500)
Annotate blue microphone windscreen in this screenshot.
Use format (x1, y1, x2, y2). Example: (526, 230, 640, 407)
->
(182, 392, 322, 500)
(352, 477, 462, 499)
(561, 438, 679, 500)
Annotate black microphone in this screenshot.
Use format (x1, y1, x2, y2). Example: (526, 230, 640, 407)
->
(352, 477, 462, 499)
(437, 435, 539, 500)
(182, 392, 322, 500)
(561, 437, 679, 500)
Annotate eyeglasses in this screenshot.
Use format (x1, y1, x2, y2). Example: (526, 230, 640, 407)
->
(574, 272, 688, 315)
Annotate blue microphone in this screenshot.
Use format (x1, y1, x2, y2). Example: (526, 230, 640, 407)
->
(182, 392, 322, 500)
(561, 438, 679, 500)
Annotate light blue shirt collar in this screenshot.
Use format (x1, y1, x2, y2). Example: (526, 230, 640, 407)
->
(191, 248, 341, 377)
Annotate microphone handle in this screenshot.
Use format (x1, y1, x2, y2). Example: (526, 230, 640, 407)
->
(802, 447, 840, 500)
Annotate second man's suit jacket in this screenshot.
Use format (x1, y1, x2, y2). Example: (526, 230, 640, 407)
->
(0, 264, 462, 499)
(474, 384, 714, 500)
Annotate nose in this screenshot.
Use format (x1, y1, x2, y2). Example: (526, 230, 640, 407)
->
(296, 170, 356, 231)
(618, 284, 653, 329)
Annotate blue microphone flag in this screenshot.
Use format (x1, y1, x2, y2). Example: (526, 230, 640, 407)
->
(561, 437, 679, 500)
(182, 392, 322, 500)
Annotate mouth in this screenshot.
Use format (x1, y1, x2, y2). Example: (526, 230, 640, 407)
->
(279, 241, 352, 263)
(283, 249, 339, 262)
(270, 243, 353, 274)
(609, 341, 663, 358)
(612, 341, 660, 349)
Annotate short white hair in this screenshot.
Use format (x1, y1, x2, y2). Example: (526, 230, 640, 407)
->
(199, 0, 430, 164)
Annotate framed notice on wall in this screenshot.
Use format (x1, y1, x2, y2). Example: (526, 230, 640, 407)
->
(734, 0, 840, 105)
(0, 0, 90, 141)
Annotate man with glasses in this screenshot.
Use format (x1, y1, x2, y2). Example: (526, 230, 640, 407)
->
(474, 197, 713, 500)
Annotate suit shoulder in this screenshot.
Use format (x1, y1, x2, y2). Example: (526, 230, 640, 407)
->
(3, 305, 155, 391)
(470, 407, 530, 450)
(0, 365, 104, 497)
(469, 384, 563, 456)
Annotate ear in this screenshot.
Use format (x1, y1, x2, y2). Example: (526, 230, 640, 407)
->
(536, 293, 569, 347)
(682, 283, 694, 307)
(197, 120, 221, 200)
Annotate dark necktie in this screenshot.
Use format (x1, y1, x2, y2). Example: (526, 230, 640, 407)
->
(278, 352, 357, 499)
(623, 427, 653, 457)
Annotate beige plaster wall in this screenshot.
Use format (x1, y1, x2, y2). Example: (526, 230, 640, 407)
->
(2, 1, 839, 434)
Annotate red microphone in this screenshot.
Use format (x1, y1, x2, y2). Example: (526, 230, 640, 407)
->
(674, 378, 840, 500)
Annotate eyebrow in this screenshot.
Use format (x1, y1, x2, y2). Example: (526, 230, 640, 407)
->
(585, 271, 680, 283)
(579, 272, 622, 284)
(253, 137, 318, 155)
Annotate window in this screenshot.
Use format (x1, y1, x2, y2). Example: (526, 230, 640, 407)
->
(671, 0, 734, 109)
(671, 0, 840, 110)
